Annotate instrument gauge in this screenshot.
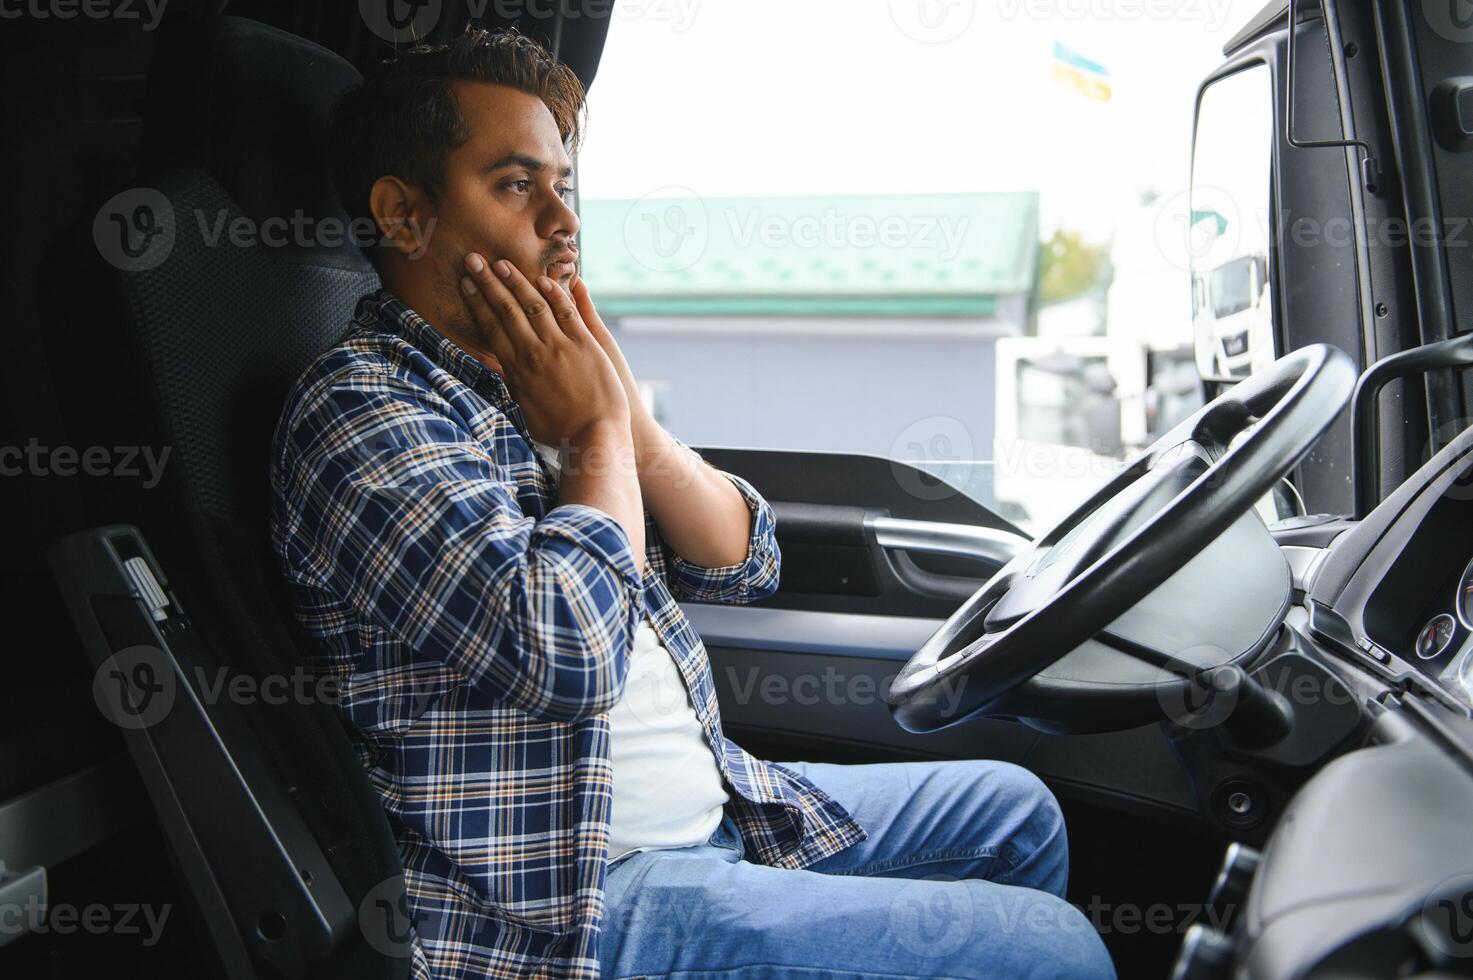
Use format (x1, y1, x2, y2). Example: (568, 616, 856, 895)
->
(1417, 613, 1458, 661)
(1460, 556, 1473, 628)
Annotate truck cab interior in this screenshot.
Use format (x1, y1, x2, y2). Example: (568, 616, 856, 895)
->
(6, 1, 1473, 978)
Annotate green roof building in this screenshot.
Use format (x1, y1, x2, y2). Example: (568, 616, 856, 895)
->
(579, 192, 1039, 319)
(573, 192, 1041, 511)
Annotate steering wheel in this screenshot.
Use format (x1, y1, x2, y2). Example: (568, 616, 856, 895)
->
(886, 344, 1357, 733)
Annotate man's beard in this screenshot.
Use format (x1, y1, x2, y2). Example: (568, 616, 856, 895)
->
(428, 242, 577, 339)
(431, 250, 482, 339)
(541, 240, 579, 285)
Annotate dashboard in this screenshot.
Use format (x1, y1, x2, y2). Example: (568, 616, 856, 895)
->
(1413, 553, 1473, 697)
(1366, 492, 1473, 701)
(1311, 447, 1473, 712)
(1167, 427, 1473, 980)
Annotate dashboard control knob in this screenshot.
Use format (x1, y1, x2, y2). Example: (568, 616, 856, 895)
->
(1170, 924, 1236, 980)
(1206, 842, 1261, 926)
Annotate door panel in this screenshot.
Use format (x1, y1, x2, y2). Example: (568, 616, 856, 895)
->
(700, 446, 1024, 617)
(683, 603, 940, 661)
(692, 445, 1203, 827)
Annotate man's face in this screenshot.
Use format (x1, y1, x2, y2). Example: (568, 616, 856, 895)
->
(401, 81, 580, 336)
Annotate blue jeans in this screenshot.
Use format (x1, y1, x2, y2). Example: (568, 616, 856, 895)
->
(599, 759, 1116, 979)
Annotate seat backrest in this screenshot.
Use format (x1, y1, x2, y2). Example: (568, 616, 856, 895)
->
(41, 14, 408, 980)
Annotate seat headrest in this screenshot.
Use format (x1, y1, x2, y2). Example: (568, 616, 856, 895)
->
(142, 15, 364, 238)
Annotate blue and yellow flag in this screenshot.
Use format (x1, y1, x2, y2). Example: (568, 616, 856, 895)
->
(1053, 42, 1112, 102)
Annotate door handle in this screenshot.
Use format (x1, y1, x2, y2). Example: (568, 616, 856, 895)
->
(864, 515, 1029, 566)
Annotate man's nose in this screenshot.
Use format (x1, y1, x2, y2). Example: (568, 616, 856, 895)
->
(538, 193, 580, 242)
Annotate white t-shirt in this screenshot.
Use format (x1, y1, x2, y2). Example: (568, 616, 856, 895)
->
(528, 438, 729, 861)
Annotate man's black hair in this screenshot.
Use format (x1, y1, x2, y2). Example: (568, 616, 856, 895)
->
(329, 25, 586, 268)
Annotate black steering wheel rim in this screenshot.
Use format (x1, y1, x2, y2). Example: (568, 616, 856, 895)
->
(886, 343, 1357, 733)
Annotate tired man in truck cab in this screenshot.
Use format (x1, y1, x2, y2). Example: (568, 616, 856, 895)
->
(267, 25, 1114, 980)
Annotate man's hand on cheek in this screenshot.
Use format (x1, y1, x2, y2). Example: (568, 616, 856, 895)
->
(457, 253, 631, 446)
(569, 274, 645, 421)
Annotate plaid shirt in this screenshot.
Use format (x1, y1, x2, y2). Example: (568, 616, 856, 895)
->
(269, 289, 866, 979)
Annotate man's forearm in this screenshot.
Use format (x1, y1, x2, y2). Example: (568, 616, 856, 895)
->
(630, 411, 751, 568)
(557, 419, 646, 561)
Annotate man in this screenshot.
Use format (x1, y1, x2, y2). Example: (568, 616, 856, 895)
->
(270, 25, 1114, 980)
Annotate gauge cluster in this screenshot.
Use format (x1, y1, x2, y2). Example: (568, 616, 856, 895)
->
(1333, 482, 1473, 705)
(1408, 556, 1473, 699)
(1462, 555, 1473, 627)
(1415, 612, 1457, 660)
(1310, 445, 1473, 710)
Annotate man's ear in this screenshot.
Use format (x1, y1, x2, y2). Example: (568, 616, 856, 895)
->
(369, 176, 437, 260)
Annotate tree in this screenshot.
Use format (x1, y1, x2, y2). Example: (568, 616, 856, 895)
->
(1038, 227, 1113, 305)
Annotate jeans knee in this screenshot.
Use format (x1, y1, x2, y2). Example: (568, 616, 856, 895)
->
(992, 763, 1065, 843)
(972, 761, 1068, 894)
(1014, 762, 1063, 814)
(974, 888, 1115, 980)
(1048, 894, 1116, 980)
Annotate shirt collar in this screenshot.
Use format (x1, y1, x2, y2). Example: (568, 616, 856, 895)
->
(354, 287, 512, 402)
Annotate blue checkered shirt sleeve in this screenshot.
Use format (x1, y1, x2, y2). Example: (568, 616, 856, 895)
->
(644, 436, 782, 605)
(274, 376, 645, 722)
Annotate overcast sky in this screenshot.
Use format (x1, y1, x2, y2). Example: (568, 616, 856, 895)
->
(577, 0, 1262, 240)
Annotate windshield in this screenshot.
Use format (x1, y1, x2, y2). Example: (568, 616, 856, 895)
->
(578, 1, 1256, 534)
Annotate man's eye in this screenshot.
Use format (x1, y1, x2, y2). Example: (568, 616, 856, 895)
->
(558, 186, 577, 202)
(505, 180, 533, 194)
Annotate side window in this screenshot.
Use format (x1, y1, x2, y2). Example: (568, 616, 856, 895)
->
(578, 4, 1244, 534)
